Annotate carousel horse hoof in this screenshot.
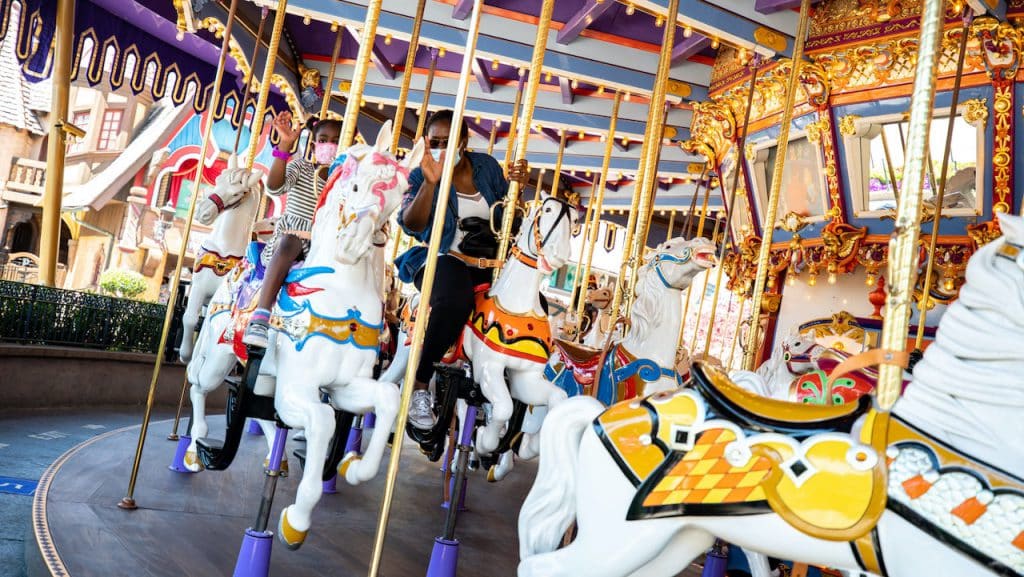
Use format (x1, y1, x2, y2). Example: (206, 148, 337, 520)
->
(264, 457, 289, 477)
(487, 465, 499, 483)
(184, 450, 204, 472)
(338, 452, 363, 485)
(278, 509, 307, 551)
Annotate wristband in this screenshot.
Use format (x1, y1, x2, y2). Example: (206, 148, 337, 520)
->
(272, 147, 293, 160)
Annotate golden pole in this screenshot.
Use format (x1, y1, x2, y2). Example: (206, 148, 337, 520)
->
(503, 75, 526, 170)
(495, 0, 558, 282)
(877, 0, 945, 410)
(610, 0, 679, 325)
(689, 213, 721, 351)
(232, 9, 267, 156)
(567, 176, 600, 335)
(340, 0, 385, 149)
(166, 378, 189, 441)
(119, 0, 240, 510)
(320, 28, 344, 121)
(532, 168, 547, 203)
(486, 121, 498, 156)
(632, 106, 673, 264)
(367, 2, 485, 573)
(726, 296, 747, 369)
(701, 54, 762, 357)
(743, 0, 811, 370)
(675, 171, 712, 351)
(415, 49, 439, 140)
(879, 128, 901, 204)
(666, 209, 676, 239)
(915, 13, 970, 350)
(574, 91, 623, 327)
(550, 129, 568, 197)
(38, 0, 76, 287)
(246, 0, 288, 170)
(392, 0, 427, 149)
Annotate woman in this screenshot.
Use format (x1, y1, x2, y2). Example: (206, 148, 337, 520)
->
(243, 111, 341, 348)
(396, 109, 528, 430)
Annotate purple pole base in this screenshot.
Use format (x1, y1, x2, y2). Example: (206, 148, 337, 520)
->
(363, 412, 376, 430)
(168, 435, 196, 473)
(425, 537, 459, 577)
(441, 476, 468, 512)
(323, 475, 338, 494)
(232, 529, 273, 577)
(247, 419, 264, 436)
(345, 422, 363, 456)
(701, 549, 728, 577)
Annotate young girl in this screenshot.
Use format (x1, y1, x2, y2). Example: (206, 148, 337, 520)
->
(243, 111, 341, 348)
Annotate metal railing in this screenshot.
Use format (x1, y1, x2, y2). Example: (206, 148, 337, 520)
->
(0, 280, 166, 354)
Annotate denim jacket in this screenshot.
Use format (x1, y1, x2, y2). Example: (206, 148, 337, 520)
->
(394, 151, 508, 282)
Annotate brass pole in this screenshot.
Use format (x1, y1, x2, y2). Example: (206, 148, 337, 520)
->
(246, 0, 288, 170)
(320, 28, 344, 121)
(879, 128, 901, 204)
(232, 8, 267, 156)
(486, 121, 498, 155)
(38, 0, 76, 287)
(167, 378, 189, 441)
(574, 92, 623, 327)
(666, 209, 676, 239)
(915, 14, 970, 349)
(392, 0, 427, 149)
(495, 0, 557, 282)
(726, 296, 747, 369)
(340, 0, 385, 149)
(877, 0, 945, 410)
(743, 0, 811, 370)
(414, 49, 439, 140)
(675, 171, 712, 351)
(503, 74, 526, 170)
(367, 2, 485, 574)
(567, 176, 600, 336)
(689, 213, 721, 351)
(533, 168, 547, 203)
(120, 0, 240, 510)
(610, 0, 680, 325)
(550, 129, 568, 197)
(632, 105, 673, 261)
(701, 55, 761, 358)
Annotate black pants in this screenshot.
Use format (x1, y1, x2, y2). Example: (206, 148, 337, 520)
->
(414, 255, 491, 383)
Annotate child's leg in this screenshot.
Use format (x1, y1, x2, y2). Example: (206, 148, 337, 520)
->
(257, 234, 304, 312)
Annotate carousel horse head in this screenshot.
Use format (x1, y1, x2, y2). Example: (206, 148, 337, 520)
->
(779, 330, 825, 374)
(643, 236, 716, 291)
(194, 155, 262, 226)
(514, 195, 577, 274)
(313, 121, 425, 265)
(252, 217, 278, 244)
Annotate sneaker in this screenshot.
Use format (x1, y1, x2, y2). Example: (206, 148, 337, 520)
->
(408, 390, 436, 430)
(243, 318, 270, 348)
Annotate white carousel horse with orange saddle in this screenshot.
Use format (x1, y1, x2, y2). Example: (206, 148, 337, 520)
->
(517, 214, 1024, 577)
(544, 237, 717, 407)
(178, 155, 264, 363)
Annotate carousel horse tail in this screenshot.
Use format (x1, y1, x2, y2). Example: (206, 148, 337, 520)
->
(379, 332, 410, 386)
(518, 395, 604, 560)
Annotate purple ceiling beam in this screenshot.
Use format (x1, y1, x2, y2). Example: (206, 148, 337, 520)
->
(559, 77, 574, 105)
(452, 0, 474, 20)
(754, 0, 803, 14)
(471, 58, 493, 93)
(539, 127, 562, 144)
(614, 140, 630, 152)
(346, 27, 396, 80)
(658, 180, 671, 191)
(557, 0, 616, 45)
(672, 35, 712, 64)
(467, 120, 490, 139)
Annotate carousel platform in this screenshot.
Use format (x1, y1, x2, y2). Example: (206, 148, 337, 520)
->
(27, 416, 549, 577)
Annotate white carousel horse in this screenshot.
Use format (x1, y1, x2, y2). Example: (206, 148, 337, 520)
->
(465, 195, 576, 461)
(179, 155, 263, 363)
(544, 237, 717, 406)
(275, 122, 423, 549)
(517, 214, 1024, 577)
(728, 331, 825, 399)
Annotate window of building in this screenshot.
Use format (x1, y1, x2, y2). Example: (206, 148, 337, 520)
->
(97, 109, 124, 151)
(67, 111, 91, 153)
(747, 130, 829, 224)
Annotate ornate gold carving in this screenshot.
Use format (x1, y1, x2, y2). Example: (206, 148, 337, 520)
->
(821, 221, 868, 271)
(974, 16, 1022, 81)
(809, 0, 923, 44)
(812, 113, 844, 222)
(687, 162, 707, 174)
(961, 98, 988, 126)
(803, 311, 866, 345)
(683, 100, 736, 163)
(754, 27, 788, 53)
(991, 81, 1013, 212)
(838, 115, 860, 136)
(967, 220, 1001, 248)
(667, 80, 692, 99)
(780, 211, 810, 233)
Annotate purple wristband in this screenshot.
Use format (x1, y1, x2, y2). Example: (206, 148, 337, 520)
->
(272, 147, 292, 160)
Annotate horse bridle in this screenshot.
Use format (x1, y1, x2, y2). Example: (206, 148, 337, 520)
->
(651, 248, 694, 288)
(518, 197, 573, 268)
(207, 172, 252, 213)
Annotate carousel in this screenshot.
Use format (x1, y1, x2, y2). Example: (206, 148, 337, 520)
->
(15, 0, 1024, 576)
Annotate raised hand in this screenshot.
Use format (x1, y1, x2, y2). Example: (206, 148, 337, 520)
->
(273, 111, 300, 148)
(420, 137, 444, 184)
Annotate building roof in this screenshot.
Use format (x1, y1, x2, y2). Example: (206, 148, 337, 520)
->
(63, 100, 191, 211)
(0, 3, 48, 135)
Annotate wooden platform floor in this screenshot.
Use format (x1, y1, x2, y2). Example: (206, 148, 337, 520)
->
(34, 417, 705, 577)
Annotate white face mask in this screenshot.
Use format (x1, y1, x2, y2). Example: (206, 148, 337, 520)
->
(430, 147, 460, 166)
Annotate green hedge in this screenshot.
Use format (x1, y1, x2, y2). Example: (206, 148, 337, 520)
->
(0, 280, 166, 353)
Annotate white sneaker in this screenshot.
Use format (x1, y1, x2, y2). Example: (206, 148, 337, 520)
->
(408, 390, 436, 430)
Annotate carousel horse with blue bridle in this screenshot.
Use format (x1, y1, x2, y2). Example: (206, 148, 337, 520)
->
(544, 237, 716, 407)
(178, 155, 263, 363)
(517, 214, 1024, 577)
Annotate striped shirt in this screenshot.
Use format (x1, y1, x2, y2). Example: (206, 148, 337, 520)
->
(266, 158, 326, 231)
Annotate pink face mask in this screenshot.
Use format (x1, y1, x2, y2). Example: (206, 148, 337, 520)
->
(314, 142, 338, 165)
